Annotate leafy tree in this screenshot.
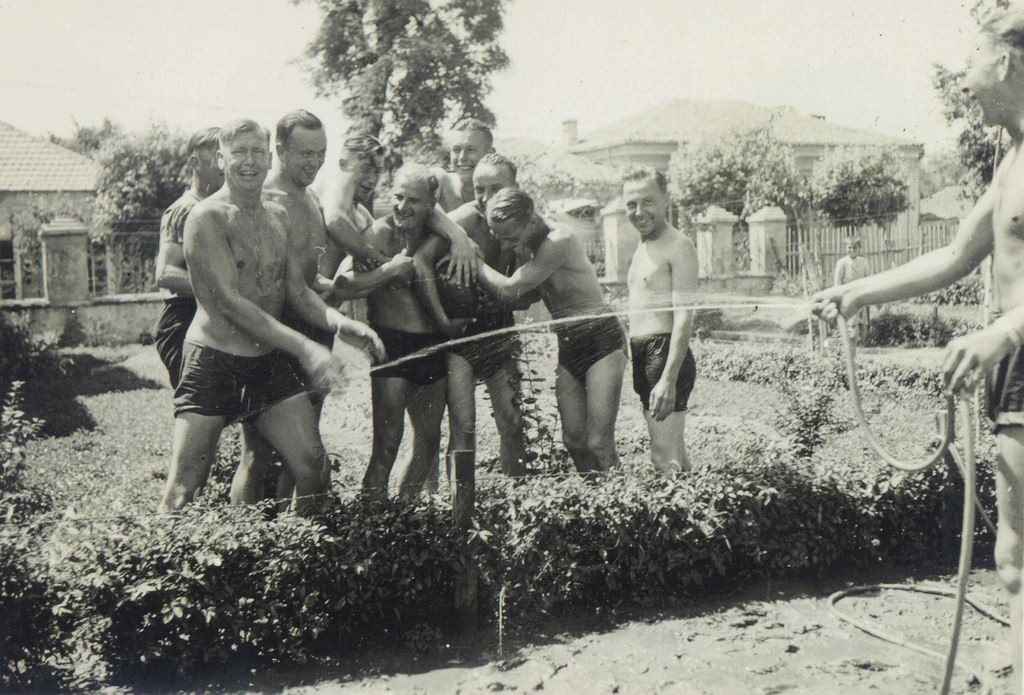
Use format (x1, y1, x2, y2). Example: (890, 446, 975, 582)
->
(49, 118, 122, 159)
(811, 148, 909, 227)
(919, 148, 967, 197)
(670, 125, 811, 227)
(299, 0, 510, 153)
(93, 123, 189, 232)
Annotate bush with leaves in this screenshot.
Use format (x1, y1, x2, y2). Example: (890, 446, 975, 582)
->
(911, 275, 985, 307)
(863, 312, 976, 348)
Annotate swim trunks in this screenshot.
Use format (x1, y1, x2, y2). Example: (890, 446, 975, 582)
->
(448, 308, 521, 381)
(370, 324, 448, 386)
(153, 296, 197, 389)
(173, 342, 306, 423)
(630, 334, 697, 412)
(553, 315, 627, 382)
(988, 346, 1024, 429)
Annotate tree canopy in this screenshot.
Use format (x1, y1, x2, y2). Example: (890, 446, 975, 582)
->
(670, 127, 909, 229)
(300, 0, 509, 153)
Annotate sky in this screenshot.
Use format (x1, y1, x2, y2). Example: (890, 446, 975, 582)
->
(0, 0, 984, 155)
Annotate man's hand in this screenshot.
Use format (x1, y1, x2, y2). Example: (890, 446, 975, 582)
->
(942, 327, 1015, 395)
(810, 285, 861, 325)
(440, 317, 474, 340)
(299, 342, 347, 393)
(442, 235, 482, 286)
(382, 252, 416, 281)
(648, 378, 677, 422)
(335, 318, 387, 364)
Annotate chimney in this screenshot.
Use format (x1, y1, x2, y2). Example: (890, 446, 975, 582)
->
(562, 119, 579, 147)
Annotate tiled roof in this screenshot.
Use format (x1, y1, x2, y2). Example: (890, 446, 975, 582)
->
(570, 99, 920, 152)
(0, 120, 98, 192)
(496, 136, 620, 183)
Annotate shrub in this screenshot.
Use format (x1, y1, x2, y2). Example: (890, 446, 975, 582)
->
(0, 314, 57, 401)
(912, 275, 984, 306)
(863, 312, 975, 348)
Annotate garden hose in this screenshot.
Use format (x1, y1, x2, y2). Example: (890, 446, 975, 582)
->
(831, 314, 993, 695)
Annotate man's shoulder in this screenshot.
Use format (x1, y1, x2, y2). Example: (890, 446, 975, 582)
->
(449, 200, 483, 228)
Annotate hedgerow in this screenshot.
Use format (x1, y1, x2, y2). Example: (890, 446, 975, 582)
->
(0, 340, 996, 690)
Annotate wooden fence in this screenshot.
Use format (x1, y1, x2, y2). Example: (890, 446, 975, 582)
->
(784, 219, 959, 288)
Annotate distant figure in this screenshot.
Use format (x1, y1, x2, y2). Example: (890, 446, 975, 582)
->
(832, 237, 870, 341)
(412, 153, 528, 477)
(157, 118, 383, 515)
(813, 9, 1024, 689)
(436, 118, 495, 212)
(346, 164, 449, 500)
(476, 188, 627, 475)
(624, 166, 698, 476)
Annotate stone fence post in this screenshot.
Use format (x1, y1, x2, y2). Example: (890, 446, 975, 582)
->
(39, 217, 90, 304)
(696, 206, 737, 279)
(747, 206, 788, 276)
(600, 202, 639, 283)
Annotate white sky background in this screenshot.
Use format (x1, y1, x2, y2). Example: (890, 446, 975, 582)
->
(0, 0, 982, 154)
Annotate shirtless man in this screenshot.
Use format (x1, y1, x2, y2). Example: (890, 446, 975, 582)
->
(157, 118, 383, 515)
(476, 188, 627, 474)
(413, 153, 527, 476)
(436, 118, 495, 212)
(624, 166, 698, 476)
(345, 164, 449, 499)
(153, 127, 222, 388)
(812, 10, 1024, 687)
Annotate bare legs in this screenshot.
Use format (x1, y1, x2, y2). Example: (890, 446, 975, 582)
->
(644, 410, 690, 476)
(995, 426, 1024, 691)
(555, 349, 626, 474)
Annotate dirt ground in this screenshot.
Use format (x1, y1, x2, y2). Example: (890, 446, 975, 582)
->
(268, 569, 1010, 695)
(112, 329, 1012, 695)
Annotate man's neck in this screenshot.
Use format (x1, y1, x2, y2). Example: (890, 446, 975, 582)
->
(266, 168, 305, 197)
(227, 187, 263, 216)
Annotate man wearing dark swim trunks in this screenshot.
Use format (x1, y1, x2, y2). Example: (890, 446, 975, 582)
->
(341, 164, 449, 500)
(157, 118, 384, 516)
(153, 127, 222, 387)
(477, 189, 626, 475)
(413, 153, 528, 477)
(624, 166, 698, 475)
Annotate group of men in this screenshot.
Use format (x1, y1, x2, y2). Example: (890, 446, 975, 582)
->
(151, 111, 700, 514)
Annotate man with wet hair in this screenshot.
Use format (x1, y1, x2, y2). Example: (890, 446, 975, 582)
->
(623, 166, 698, 476)
(413, 152, 528, 476)
(814, 9, 1024, 687)
(342, 163, 449, 500)
(157, 118, 383, 515)
(436, 117, 495, 212)
(476, 188, 627, 475)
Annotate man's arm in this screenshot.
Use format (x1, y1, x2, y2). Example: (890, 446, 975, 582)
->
(649, 238, 699, 421)
(283, 219, 385, 363)
(476, 238, 563, 301)
(412, 233, 469, 337)
(332, 252, 415, 300)
(813, 186, 995, 321)
(155, 207, 194, 295)
(426, 205, 480, 285)
(324, 206, 390, 266)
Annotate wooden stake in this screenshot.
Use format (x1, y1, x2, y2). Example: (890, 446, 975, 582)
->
(452, 449, 477, 635)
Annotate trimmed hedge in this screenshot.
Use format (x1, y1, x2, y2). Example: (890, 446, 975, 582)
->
(0, 340, 996, 690)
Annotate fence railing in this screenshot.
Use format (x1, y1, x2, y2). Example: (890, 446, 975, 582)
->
(88, 231, 160, 296)
(783, 219, 959, 287)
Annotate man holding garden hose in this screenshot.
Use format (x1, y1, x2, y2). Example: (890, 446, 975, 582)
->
(813, 9, 1024, 688)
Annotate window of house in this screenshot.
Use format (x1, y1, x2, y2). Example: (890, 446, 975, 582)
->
(0, 240, 14, 299)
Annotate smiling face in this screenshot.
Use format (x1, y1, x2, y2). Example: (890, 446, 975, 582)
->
(278, 126, 327, 188)
(219, 129, 271, 194)
(449, 129, 492, 177)
(473, 161, 515, 211)
(391, 174, 435, 232)
(623, 176, 669, 240)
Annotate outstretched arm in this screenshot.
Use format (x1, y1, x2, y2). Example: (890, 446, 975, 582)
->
(476, 239, 563, 301)
(812, 185, 995, 321)
(324, 207, 389, 267)
(412, 233, 470, 338)
(332, 252, 415, 300)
